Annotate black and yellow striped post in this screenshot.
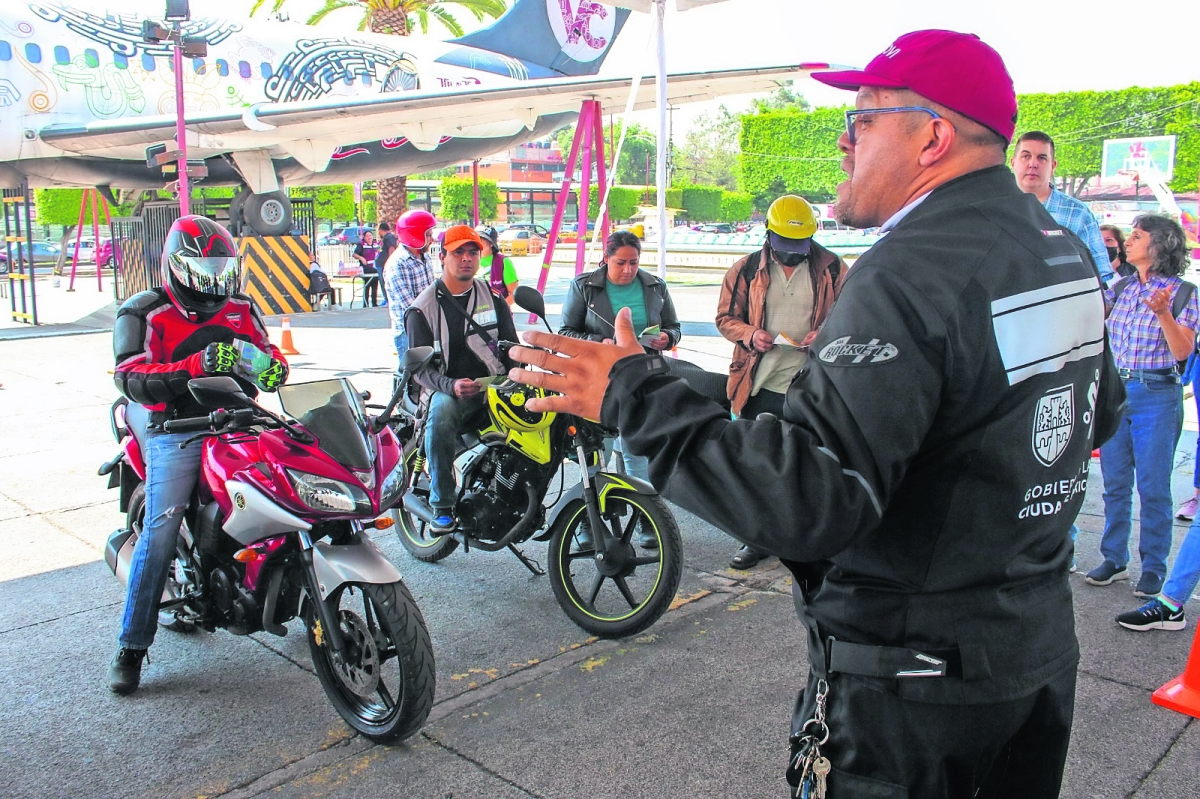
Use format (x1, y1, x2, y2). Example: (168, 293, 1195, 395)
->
(238, 236, 313, 316)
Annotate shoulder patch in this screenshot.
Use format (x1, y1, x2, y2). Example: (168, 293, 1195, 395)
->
(817, 335, 900, 365)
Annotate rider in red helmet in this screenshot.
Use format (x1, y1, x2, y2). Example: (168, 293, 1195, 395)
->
(383, 209, 439, 366)
(108, 214, 288, 695)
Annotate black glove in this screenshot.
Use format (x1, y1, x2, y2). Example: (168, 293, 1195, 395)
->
(202, 342, 237, 375)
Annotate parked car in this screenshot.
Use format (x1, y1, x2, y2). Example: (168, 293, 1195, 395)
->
(504, 223, 551, 238)
(319, 225, 373, 246)
(498, 228, 544, 256)
(697, 223, 736, 234)
(97, 239, 115, 267)
(65, 238, 112, 265)
(556, 221, 595, 244)
(0, 241, 60, 272)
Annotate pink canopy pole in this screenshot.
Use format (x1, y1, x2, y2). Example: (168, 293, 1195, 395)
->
(575, 103, 596, 276)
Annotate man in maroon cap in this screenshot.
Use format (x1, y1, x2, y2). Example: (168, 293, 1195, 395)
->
(505, 30, 1123, 796)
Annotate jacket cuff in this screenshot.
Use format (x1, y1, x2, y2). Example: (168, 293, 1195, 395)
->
(600, 353, 672, 428)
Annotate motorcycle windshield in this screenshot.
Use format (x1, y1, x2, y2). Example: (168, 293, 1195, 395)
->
(277, 379, 373, 471)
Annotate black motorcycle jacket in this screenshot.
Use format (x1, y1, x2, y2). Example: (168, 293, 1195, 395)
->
(602, 166, 1124, 704)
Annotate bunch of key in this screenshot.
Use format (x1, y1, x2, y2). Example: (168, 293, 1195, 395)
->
(791, 738, 831, 799)
(789, 678, 832, 799)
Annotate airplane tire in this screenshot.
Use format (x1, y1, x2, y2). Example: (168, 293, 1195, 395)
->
(242, 191, 293, 236)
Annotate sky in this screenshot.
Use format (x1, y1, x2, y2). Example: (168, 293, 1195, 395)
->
(106, 0, 1197, 134)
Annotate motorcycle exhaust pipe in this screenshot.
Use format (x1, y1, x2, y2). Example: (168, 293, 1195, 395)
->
(105, 528, 137, 584)
(402, 491, 436, 524)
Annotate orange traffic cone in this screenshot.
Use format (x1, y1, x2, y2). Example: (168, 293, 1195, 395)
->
(1152, 622, 1200, 718)
(279, 316, 300, 356)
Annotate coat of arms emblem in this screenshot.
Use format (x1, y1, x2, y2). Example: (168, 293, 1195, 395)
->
(1033, 385, 1074, 467)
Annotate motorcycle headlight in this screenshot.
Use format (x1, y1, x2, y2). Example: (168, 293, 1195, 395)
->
(379, 460, 408, 511)
(287, 469, 372, 514)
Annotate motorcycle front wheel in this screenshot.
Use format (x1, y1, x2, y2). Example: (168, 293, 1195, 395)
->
(305, 580, 436, 744)
(547, 489, 683, 639)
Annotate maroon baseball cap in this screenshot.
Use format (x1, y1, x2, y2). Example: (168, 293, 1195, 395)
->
(814, 30, 1017, 142)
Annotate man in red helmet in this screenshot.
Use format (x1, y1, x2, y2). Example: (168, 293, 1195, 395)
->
(108, 215, 288, 694)
(383, 209, 438, 366)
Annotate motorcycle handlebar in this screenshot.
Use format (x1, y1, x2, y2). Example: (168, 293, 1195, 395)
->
(162, 415, 215, 434)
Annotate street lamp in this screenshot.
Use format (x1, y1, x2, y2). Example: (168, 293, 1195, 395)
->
(141, 1, 208, 216)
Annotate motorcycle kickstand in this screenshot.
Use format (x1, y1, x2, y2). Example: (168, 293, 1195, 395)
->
(507, 544, 545, 576)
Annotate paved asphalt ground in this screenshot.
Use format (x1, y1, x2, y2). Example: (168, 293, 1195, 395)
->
(1, 262, 1198, 798)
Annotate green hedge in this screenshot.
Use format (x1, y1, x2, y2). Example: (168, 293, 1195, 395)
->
(33, 188, 134, 225)
(739, 107, 847, 207)
(719, 191, 753, 223)
(439, 176, 499, 223)
(576, 186, 641, 222)
(679, 185, 724, 222)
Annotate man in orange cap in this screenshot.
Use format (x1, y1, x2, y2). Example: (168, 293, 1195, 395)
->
(405, 225, 517, 533)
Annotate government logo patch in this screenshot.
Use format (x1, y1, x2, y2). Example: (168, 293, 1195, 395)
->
(1033, 385, 1074, 467)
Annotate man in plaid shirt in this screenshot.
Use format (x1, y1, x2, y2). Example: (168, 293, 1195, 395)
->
(383, 211, 438, 366)
(1012, 131, 1113, 283)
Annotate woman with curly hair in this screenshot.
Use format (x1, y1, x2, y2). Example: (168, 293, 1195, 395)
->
(1087, 214, 1198, 599)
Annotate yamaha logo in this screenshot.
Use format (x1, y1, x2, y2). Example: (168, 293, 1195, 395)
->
(1033, 385, 1074, 467)
(818, 336, 899, 365)
(546, 0, 616, 63)
(234, 493, 246, 510)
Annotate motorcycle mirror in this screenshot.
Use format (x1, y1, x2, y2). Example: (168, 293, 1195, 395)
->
(188, 376, 254, 409)
(403, 346, 435, 372)
(512, 285, 546, 319)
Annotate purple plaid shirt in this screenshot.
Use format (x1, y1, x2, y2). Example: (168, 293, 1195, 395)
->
(1104, 275, 1200, 369)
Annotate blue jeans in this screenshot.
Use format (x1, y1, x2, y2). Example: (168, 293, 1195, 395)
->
(426, 391, 485, 511)
(1192, 388, 1200, 489)
(119, 426, 203, 650)
(1164, 518, 1200, 606)
(612, 435, 649, 483)
(394, 330, 409, 371)
(1099, 378, 1183, 578)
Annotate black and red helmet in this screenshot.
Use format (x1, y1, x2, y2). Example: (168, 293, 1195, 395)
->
(161, 215, 243, 321)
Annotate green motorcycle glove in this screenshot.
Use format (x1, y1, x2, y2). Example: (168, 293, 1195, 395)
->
(203, 342, 237, 375)
(257, 359, 288, 392)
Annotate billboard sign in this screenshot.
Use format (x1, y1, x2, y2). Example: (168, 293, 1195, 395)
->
(1100, 136, 1176, 183)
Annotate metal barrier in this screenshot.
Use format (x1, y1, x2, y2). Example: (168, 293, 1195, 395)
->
(238, 236, 314, 316)
(3, 180, 38, 324)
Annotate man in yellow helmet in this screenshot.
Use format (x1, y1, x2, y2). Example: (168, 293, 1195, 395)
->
(715, 195, 847, 569)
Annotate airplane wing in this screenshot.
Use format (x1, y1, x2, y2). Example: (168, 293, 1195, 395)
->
(36, 64, 831, 167)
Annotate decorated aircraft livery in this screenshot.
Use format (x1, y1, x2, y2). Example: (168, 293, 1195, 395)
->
(0, 0, 818, 233)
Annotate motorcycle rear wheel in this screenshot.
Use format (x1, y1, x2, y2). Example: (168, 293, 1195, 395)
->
(547, 489, 683, 639)
(305, 580, 436, 744)
(125, 484, 196, 633)
(392, 459, 458, 562)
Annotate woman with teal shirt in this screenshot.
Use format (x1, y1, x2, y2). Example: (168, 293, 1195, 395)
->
(558, 231, 682, 548)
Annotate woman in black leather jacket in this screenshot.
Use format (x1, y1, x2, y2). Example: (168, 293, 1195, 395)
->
(558, 231, 681, 350)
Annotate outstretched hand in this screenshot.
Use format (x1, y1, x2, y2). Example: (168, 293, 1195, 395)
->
(508, 307, 645, 421)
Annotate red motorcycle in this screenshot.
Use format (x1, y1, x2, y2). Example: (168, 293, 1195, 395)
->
(100, 375, 434, 743)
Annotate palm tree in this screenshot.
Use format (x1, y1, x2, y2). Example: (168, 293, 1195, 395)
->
(251, 0, 508, 224)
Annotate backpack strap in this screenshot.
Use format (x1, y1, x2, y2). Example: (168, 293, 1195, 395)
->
(727, 249, 764, 318)
(1173, 281, 1196, 318)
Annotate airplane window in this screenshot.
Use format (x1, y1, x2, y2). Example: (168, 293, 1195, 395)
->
(215, 59, 228, 76)
(142, 53, 155, 71)
(0, 41, 11, 62)
(85, 49, 99, 68)
(114, 53, 128, 69)
(260, 62, 272, 79)
(25, 43, 40, 63)
(54, 46, 69, 65)
(238, 60, 251, 79)
(193, 58, 205, 74)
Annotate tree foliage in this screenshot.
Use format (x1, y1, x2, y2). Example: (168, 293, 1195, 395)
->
(289, 185, 355, 222)
(554, 122, 661, 186)
(719, 191, 753, 223)
(678, 185, 724, 222)
(33, 189, 133, 225)
(738, 106, 847, 208)
(675, 105, 741, 190)
(439, 176, 499, 222)
(747, 82, 811, 115)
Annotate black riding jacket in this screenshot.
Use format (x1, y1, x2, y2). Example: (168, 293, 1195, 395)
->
(603, 166, 1123, 704)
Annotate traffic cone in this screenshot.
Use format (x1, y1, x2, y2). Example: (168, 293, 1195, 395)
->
(1152, 623, 1200, 719)
(279, 316, 300, 356)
